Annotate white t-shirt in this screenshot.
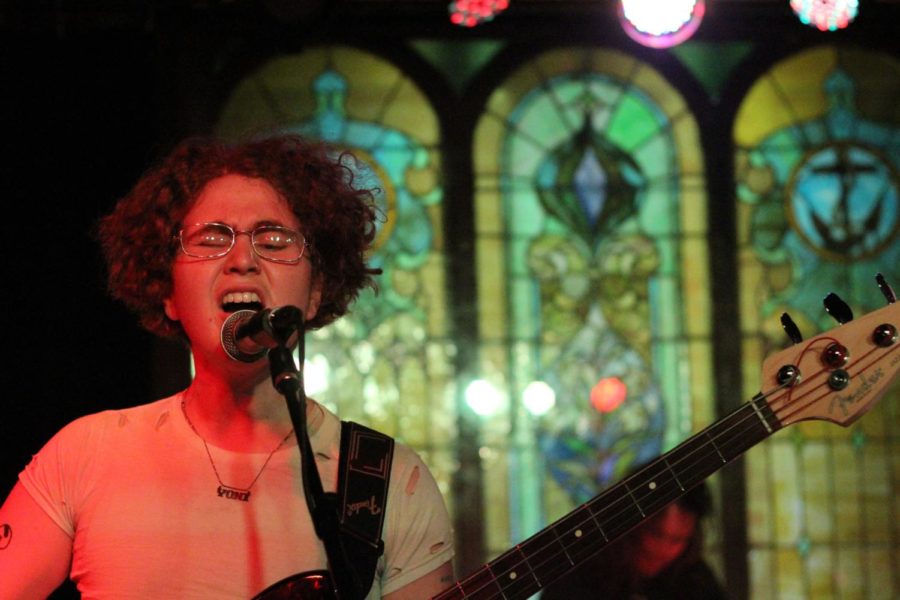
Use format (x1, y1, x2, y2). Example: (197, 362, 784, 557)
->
(20, 394, 454, 599)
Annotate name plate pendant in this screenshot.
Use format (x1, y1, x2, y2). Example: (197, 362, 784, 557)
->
(217, 485, 251, 502)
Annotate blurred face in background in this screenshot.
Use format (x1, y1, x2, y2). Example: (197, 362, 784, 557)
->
(633, 503, 697, 578)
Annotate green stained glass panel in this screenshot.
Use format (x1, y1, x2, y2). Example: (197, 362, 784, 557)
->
(215, 46, 455, 508)
(505, 191, 545, 237)
(633, 134, 676, 180)
(474, 47, 712, 556)
(639, 187, 679, 236)
(607, 94, 664, 152)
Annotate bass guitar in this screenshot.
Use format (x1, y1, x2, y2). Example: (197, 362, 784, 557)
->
(257, 285, 900, 600)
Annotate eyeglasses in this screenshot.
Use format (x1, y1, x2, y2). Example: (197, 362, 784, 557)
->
(176, 222, 309, 264)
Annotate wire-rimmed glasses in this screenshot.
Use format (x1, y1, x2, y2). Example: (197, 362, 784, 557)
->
(176, 222, 308, 264)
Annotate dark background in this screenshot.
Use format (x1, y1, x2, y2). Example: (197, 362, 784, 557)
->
(4, 33, 157, 481)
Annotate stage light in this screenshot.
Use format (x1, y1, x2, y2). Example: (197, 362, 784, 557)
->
(619, 0, 705, 49)
(465, 379, 504, 416)
(590, 377, 627, 413)
(790, 0, 858, 31)
(303, 356, 330, 395)
(523, 381, 556, 416)
(449, 0, 509, 27)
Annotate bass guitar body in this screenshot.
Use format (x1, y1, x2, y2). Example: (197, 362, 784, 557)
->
(252, 570, 337, 600)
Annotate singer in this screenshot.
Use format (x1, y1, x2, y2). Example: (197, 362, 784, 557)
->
(0, 135, 454, 598)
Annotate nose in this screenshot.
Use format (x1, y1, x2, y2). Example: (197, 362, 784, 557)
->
(224, 231, 260, 273)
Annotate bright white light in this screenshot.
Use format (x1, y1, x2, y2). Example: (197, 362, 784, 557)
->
(621, 0, 697, 34)
(303, 354, 331, 396)
(465, 379, 503, 416)
(522, 381, 556, 416)
(619, 0, 705, 48)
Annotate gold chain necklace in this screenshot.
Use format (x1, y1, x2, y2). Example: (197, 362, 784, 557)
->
(181, 397, 293, 502)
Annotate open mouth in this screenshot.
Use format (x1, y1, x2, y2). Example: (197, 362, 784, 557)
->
(221, 291, 264, 313)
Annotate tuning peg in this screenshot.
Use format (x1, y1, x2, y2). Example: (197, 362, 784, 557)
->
(824, 292, 854, 324)
(780, 313, 803, 344)
(876, 273, 896, 304)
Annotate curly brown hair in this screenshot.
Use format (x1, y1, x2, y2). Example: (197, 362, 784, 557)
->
(98, 134, 380, 339)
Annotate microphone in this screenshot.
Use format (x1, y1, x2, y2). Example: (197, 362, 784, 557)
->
(220, 305, 303, 363)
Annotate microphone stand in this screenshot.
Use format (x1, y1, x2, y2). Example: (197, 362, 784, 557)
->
(265, 309, 362, 600)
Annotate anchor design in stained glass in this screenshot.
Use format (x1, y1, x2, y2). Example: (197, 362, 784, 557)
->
(788, 141, 899, 262)
(742, 68, 900, 321)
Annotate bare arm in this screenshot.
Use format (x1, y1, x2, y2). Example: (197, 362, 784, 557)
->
(383, 560, 454, 600)
(0, 482, 73, 600)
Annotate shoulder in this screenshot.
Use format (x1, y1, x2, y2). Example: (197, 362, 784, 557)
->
(379, 439, 455, 594)
(25, 396, 179, 459)
(384, 439, 451, 541)
(674, 560, 728, 598)
(389, 441, 433, 490)
(646, 560, 728, 600)
(49, 396, 179, 445)
(17, 395, 183, 537)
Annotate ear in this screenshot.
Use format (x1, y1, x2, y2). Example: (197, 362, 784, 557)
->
(305, 275, 323, 323)
(163, 296, 179, 322)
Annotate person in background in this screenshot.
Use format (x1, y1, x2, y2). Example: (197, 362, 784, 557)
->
(0, 135, 454, 599)
(542, 478, 727, 600)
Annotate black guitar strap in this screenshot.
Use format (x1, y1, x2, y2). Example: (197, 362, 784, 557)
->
(334, 421, 394, 598)
(250, 421, 393, 600)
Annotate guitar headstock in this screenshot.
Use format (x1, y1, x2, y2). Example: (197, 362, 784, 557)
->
(759, 279, 900, 428)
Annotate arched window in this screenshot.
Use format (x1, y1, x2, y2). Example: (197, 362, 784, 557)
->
(735, 45, 900, 598)
(472, 47, 714, 554)
(217, 46, 457, 500)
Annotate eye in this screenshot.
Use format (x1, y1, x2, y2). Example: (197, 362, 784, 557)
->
(254, 227, 297, 251)
(185, 225, 232, 247)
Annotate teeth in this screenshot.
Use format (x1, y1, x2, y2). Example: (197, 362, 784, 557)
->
(222, 291, 261, 305)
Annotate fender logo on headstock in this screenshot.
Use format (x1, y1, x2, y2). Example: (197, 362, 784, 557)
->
(830, 367, 883, 417)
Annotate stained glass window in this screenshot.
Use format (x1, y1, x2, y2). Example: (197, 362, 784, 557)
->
(472, 47, 714, 560)
(735, 45, 900, 597)
(216, 46, 458, 505)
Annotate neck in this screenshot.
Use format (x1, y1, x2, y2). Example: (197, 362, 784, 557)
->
(182, 367, 299, 452)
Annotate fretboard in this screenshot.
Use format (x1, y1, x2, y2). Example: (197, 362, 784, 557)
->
(435, 395, 781, 600)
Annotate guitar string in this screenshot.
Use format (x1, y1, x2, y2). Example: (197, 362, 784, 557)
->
(494, 340, 900, 598)
(440, 398, 780, 600)
(465, 341, 898, 600)
(445, 341, 897, 600)
(445, 340, 898, 599)
(451, 406, 772, 600)
(447, 397, 784, 600)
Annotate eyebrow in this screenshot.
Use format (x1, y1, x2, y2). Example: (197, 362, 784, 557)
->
(203, 220, 294, 229)
(186, 220, 299, 232)
(252, 220, 290, 228)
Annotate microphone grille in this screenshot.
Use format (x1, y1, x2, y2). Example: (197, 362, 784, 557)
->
(220, 310, 266, 363)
